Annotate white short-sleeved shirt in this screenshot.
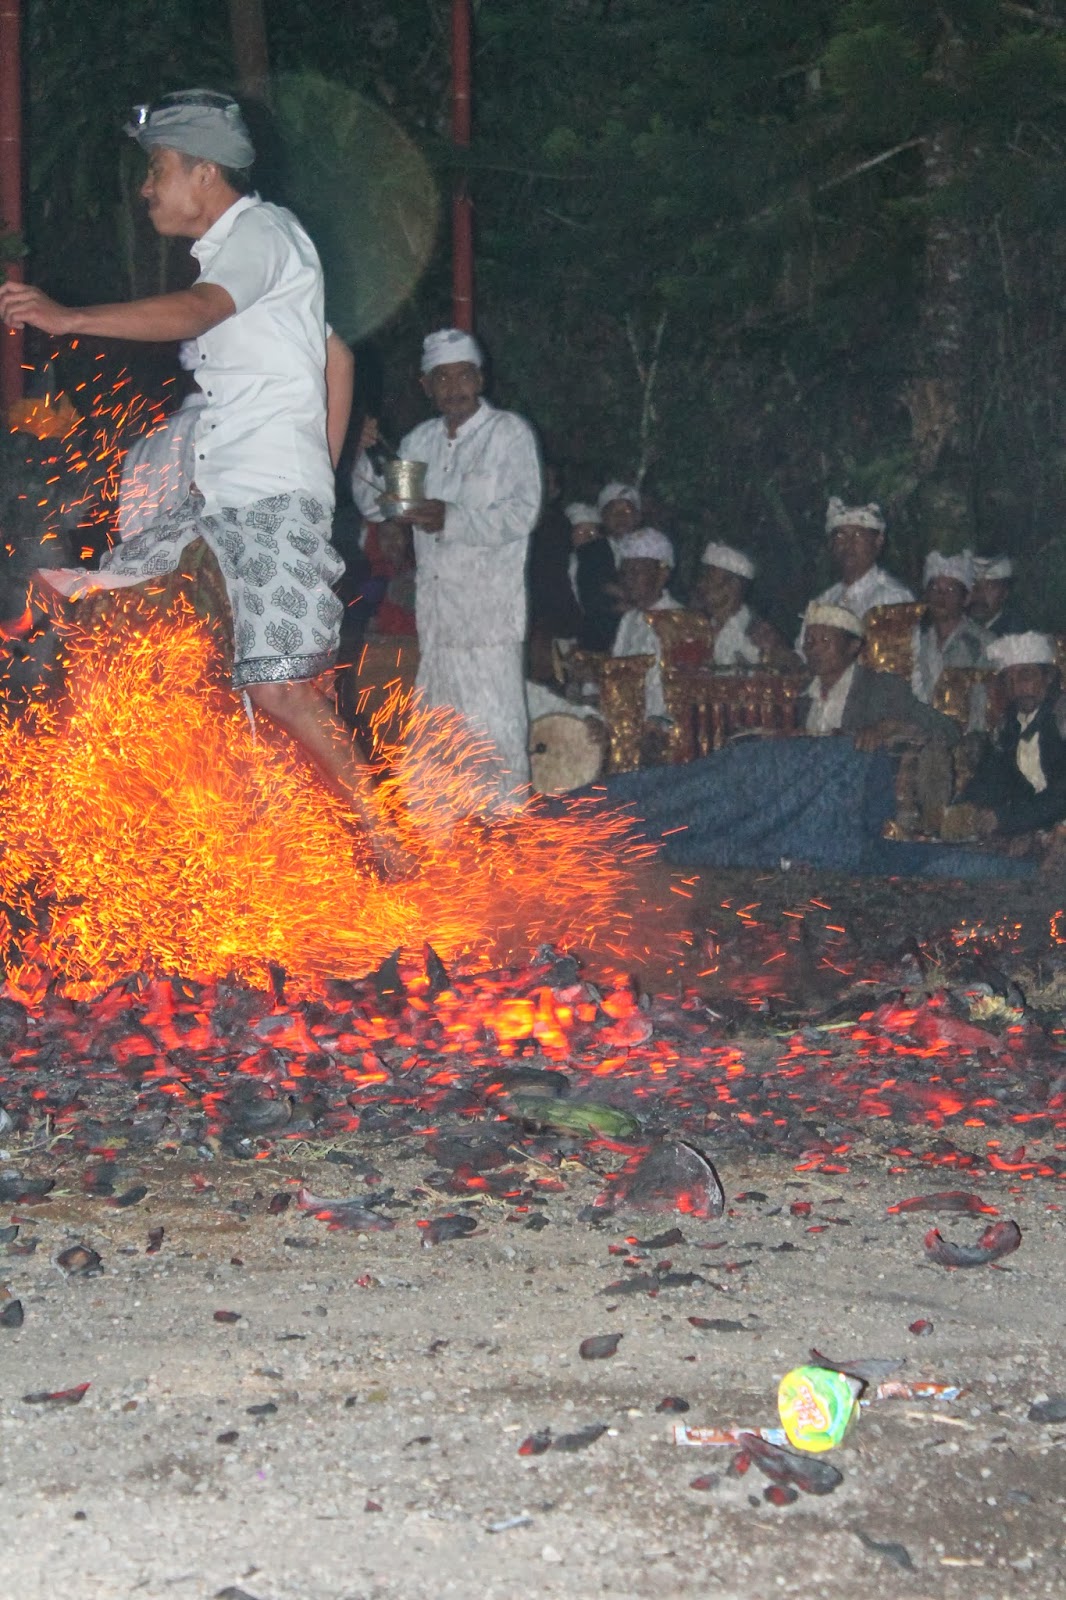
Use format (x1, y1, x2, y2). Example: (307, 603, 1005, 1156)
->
(189, 195, 333, 513)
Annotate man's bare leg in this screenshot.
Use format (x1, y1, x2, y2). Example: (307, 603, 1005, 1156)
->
(245, 678, 409, 870)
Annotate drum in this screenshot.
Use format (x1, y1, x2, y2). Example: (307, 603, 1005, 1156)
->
(529, 711, 605, 794)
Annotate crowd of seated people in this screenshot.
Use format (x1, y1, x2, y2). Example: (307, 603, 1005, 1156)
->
(518, 483, 1063, 860)
(319, 456, 1059, 862)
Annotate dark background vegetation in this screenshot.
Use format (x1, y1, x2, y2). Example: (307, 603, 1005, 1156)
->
(9, 0, 1066, 629)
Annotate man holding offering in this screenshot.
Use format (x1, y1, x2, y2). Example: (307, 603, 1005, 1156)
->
(354, 328, 542, 809)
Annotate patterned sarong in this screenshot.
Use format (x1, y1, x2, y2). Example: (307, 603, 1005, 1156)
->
(42, 489, 344, 688)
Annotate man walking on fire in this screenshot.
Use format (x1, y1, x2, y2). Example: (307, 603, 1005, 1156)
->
(0, 89, 403, 869)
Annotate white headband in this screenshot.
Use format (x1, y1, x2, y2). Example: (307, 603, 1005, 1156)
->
(924, 550, 974, 591)
(700, 541, 755, 580)
(421, 327, 483, 374)
(826, 496, 886, 534)
(973, 555, 1013, 582)
(985, 632, 1056, 670)
(618, 527, 674, 568)
(564, 502, 600, 527)
(804, 601, 865, 638)
(597, 481, 641, 515)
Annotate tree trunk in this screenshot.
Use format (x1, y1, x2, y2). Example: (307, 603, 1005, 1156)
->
(229, 0, 272, 107)
(903, 26, 974, 546)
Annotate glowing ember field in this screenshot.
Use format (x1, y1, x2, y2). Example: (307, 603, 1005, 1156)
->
(3, 608, 1066, 1180)
(0, 606, 656, 995)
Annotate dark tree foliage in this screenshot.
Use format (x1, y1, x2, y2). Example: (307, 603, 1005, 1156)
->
(16, 0, 1066, 628)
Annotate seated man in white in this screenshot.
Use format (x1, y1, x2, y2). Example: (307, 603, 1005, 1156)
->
(611, 526, 680, 721)
(596, 481, 642, 558)
(800, 497, 913, 648)
(695, 540, 795, 668)
(911, 551, 991, 705)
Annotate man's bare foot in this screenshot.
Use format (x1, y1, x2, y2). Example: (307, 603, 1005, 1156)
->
(372, 828, 418, 879)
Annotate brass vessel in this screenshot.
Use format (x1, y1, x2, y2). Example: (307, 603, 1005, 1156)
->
(380, 458, 429, 514)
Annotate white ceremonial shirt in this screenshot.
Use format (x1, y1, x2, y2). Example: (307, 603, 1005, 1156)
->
(713, 603, 762, 667)
(116, 391, 206, 541)
(909, 618, 990, 705)
(805, 664, 856, 736)
(190, 195, 333, 513)
(797, 566, 914, 653)
(612, 593, 682, 720)
(814, 565, 914, 617)
(353, 401, 542, 651)
(1016, 711, 1047, 793)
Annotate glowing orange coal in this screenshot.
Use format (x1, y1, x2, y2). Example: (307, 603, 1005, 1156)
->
(0, 602, 652, 998)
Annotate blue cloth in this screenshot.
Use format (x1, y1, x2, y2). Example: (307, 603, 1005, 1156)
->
(601, 736, 1034, 881)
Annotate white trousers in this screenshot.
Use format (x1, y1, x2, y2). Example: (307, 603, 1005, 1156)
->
(415, 640, 530, 812)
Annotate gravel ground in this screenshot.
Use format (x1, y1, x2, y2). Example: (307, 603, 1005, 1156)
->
(1, 1142, 1064, 1600)
(3, 859, 1066, 1600)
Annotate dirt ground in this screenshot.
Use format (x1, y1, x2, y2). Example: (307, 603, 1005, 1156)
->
(2, 863, 1066, 1600)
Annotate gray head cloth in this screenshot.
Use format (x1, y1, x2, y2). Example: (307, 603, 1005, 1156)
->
(126, 89, 255, 169)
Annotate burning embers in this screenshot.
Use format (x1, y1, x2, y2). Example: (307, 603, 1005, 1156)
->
(0, 923, 1065, 1187)
(0, 609, 1065, 1181)
(0, 608, 651, 995)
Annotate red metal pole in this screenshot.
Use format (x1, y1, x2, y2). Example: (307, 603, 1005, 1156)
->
(451, 0, 474, 332)
(0, 0, 24, 409)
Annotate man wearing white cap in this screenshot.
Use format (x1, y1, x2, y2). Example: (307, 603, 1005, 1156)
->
(0, 90, 396, 861)
(801, 602, 957, 749)
(611, 527, 680, 722)
(809, 498, 913, 620)
(352, 328, 542, 806)
(596, 483, 642, 553)
(911, 551, 991, 705)
(968, 555, 1023, 637)
(695, 541, 794, 668)
(954, 633, 1066, 838)
(565, 503, 618, 652)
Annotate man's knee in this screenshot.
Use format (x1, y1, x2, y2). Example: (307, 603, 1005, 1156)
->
(245, 678, 315, 725)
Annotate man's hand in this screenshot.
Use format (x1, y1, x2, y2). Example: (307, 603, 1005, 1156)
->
(1, 281, 233, 344)
(0, 283, 74, 336)
(398, 498, 446, 533)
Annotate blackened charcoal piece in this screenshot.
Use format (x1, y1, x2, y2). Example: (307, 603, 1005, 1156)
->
(424, 943, 451, 998)
(421, 1213, 478, 1247)
(369, 948, 405, 1001)
(552, 1424, 607, 1453)
(739, 1433, 843, 1495)
(56, 1245, 102, 1276)
(600, 1141, 724, 1220)
(1028, 1397, 1066, 1424)
(0, 1175, 54, 1203)
(579, 1333, 621, 1360)
(924, 1220, 1021, 1268)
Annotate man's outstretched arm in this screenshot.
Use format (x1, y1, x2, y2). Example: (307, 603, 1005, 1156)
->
(0, 281, 236, 342)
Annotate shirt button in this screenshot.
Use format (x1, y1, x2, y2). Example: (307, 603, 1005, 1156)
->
(198, 453, 205, 461)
